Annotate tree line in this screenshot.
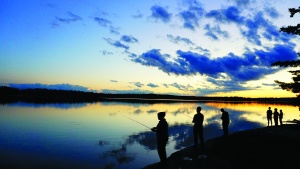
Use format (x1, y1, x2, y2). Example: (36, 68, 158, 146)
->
(0, 86, 299, 105)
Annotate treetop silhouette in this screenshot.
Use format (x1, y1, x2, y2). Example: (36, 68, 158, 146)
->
(271, 6, 300, 98)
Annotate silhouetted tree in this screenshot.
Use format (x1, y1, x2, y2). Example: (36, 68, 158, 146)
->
(271, 6, 300, 98)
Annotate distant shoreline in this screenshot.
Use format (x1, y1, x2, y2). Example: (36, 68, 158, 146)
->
(1, 86, 299, 105)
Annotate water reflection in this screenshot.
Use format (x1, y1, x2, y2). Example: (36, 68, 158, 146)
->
(0, 101, 299, 169)
(98, 114, 264, 167)
(6, 101, 89, 109)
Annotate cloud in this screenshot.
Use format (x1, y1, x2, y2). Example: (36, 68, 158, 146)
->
(167, 34, 195, 45)
(231, 0, 251, 6)
(94, 17, 112, 27)
(131, 82, 144, 88)
(150, 5, 172, 23)
(179, 5, 204, 30)
(121, 35, 138, 43)
(191, 46, 211, 56)
(205, 6, 244, 24)
(131, 43, 298, 85)
(109, 26, 120, 35)
(104, 38, 129, 50)
(8, 83, 96, 92)
(101, 88, 153, 94)
(200, 78, 252, 94)
(264, 7, 280, 19)
(205, 4, 292, 46)
(52, 12, 82, 27)
(110, 80, 118, 83)
(204, 24, 229, 40)
(56, 12, 82, 23)
(162, 83, 169, 88)
(132, 12, 143, 19)
(205, 5, 294, 45)
(131, 49, 188, 75)
(147, 83, 159, 88)
(94, 17, 120, 35)
(125, 51, 137, 58)
(100, 50, 113, 55)
(262, 83, 277, 87)
(169, 83, 193, 92)
(240, 12, 271, 45)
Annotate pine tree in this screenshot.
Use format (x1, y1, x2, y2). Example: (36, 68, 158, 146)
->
(271, 7, 300, 98)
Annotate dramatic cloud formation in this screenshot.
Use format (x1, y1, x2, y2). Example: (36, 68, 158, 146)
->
(1, 0, 299, 97)
(131, 43, 298, 85)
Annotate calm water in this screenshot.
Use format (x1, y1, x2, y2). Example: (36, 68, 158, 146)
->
(0, 101, 299, 169)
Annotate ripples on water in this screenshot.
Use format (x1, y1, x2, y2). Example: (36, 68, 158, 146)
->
(0, 101, 298, 169)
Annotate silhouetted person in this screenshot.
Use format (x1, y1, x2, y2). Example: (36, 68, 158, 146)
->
(220, 108, 230, 137)
(279, 110, 283, 126)
(151, 112, 169, 164)
(192, 106, 204, 152)
(273, 108, 279, 126)
(267, 107, 273, 126)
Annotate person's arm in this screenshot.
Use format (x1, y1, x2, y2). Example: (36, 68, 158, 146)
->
(192, 114, 196, 123)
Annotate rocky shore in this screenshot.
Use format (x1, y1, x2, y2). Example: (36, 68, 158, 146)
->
(142, 124, 300, 169)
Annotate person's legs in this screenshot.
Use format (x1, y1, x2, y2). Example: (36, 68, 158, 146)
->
(157, 143, 167, 162)
(199, 131, 205, 153)
(193, 129, 198, 147)
(223, 124, 228, 136)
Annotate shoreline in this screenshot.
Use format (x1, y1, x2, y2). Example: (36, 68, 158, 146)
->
(142, 124, 300, 169)
(1, 86, 299, 105)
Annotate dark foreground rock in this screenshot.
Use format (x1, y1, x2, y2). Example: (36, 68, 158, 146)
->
(142, 124, 300, 169)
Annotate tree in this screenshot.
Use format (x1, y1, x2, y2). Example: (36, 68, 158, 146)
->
(271, 6, 300, 98)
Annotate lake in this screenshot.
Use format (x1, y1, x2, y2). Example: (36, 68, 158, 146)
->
(0, 101, 299, 169)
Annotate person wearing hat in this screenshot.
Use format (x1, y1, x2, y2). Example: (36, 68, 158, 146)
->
(192, 106, 204, 152)
(151, 112, 169, 164)
(220, 108, 230, 137)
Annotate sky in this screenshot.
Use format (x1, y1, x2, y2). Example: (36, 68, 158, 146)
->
(1, 0, 300, 98)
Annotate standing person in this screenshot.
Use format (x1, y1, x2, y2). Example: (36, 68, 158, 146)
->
(151, 112, 169, 164)
(192, 106, 204, 152)
(273, 108, 279, 126)
(267, 107, 273, 126)
(220, 108, 230, 137)
(279, 110, 284, 126)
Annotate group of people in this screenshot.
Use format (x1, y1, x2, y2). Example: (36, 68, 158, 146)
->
(150, 106, 292, 165)
(151, 107, 230, 164)
(266, 107, 284, 126)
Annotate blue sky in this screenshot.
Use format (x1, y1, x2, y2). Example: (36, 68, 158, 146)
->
(1, 0, 300, 97)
